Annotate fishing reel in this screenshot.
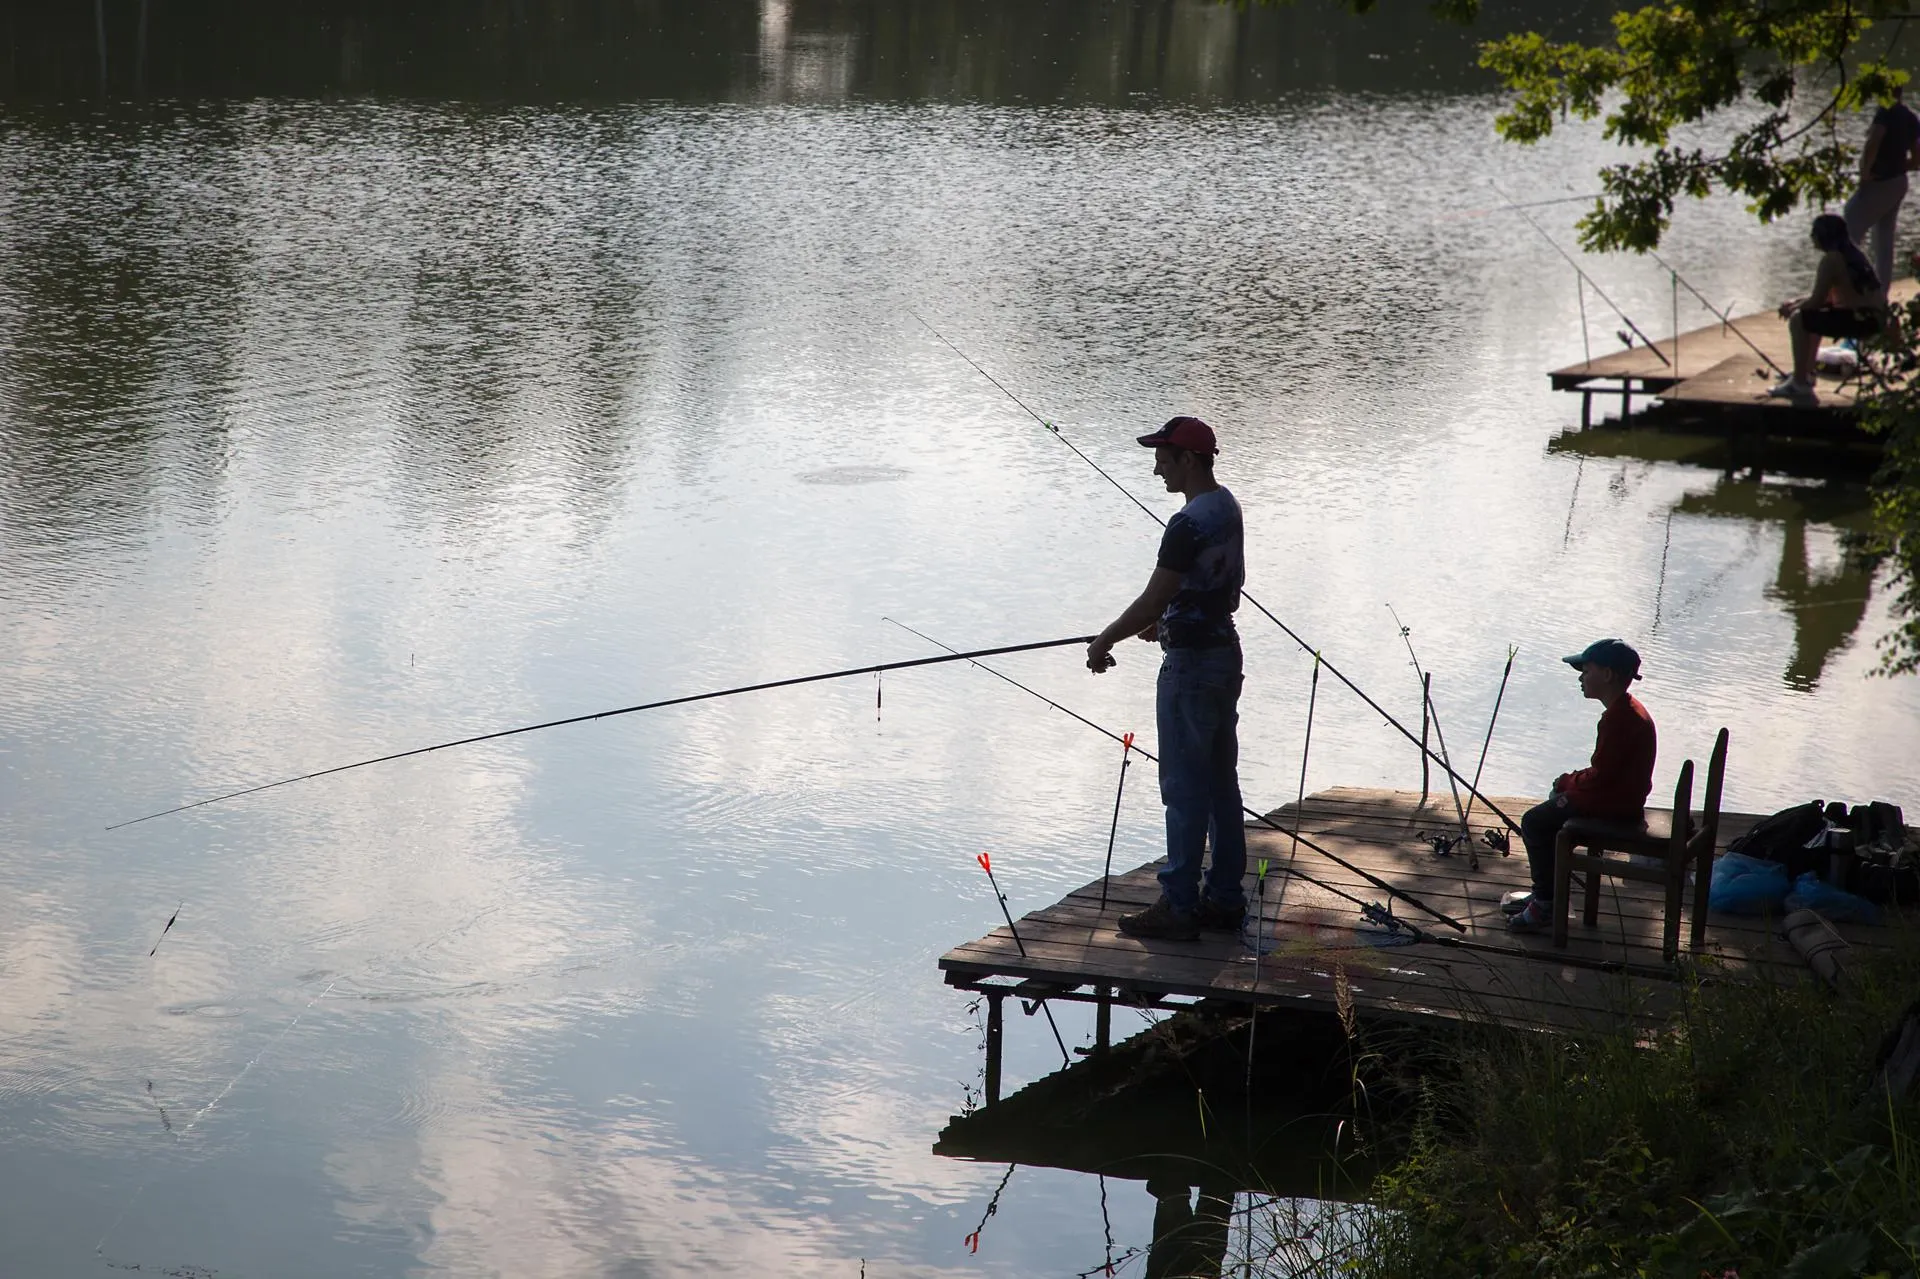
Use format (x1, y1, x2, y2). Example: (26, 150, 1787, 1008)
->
(1481, 827, 1511, 856)
(1420, 831, 1467, 858)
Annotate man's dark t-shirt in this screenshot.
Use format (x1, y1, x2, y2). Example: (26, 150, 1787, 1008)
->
(1869, 102, 1920, 180)
(1155, 487, 1244, 648)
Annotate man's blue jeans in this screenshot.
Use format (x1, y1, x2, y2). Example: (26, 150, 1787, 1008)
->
(1155, 644, 1247, 915)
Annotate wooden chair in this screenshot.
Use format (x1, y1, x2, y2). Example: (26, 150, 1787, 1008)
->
(1551, 727, 1729, 962)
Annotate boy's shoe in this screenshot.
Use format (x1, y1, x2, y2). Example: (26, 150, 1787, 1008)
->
(1765, 377, 1816, 401)
(1500, 891, 1536, 916)
(1117, 898, 1201, 941)
(1506, 898, 1553, 934)
(1194, 897, 1247, 931)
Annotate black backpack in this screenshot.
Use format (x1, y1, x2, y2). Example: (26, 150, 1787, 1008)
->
(1725, 801, 1830, 880)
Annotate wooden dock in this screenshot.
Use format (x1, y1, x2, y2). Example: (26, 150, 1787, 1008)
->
(1548, 281, 1916, 431)
(940, 788, 1902, 1103)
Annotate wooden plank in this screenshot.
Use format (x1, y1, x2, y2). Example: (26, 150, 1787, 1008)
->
(940, 929, 1675, 1034)
(1655, 354, 1866, 415)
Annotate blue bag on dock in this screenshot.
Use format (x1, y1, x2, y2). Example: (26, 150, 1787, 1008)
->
(1709, 852, 1790, 915)
(1783, 872, 1881, 925)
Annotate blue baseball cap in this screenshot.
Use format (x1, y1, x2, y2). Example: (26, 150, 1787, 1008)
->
(1563, 638, 1642, 681)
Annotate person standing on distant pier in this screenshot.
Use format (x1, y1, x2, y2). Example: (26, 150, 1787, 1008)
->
(1506, 639, 1657, 935)
(1086, 416, 1247, 943)
(1846, 85, 1920, 291)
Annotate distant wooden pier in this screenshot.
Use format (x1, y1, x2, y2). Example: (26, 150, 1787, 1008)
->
(1548, 281, 1916, 434)
(940, 788, 1897, 1104)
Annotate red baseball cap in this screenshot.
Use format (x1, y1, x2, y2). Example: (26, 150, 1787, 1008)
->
(1136, 415, 1218, 455)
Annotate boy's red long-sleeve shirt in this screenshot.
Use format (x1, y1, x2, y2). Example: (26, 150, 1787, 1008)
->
(1553, 693, 1657, 821)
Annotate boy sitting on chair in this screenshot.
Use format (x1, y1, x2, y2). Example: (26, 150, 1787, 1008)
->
(1507, 639, 1657, 934)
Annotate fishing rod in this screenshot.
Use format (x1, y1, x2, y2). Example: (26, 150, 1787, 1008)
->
(910, 313, 1522, 836)
(1645, 247, 1788, 378)
(1487, 180, 1670, 367)
(882, 618, 1467, 933)
(1463, 644, 1518, 828)
(109, 635, 1099, 830)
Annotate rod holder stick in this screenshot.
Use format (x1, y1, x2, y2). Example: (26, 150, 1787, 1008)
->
(1577, 271, 1592, 368)
(1275, 656, 1320, 913)
(1392, 607, 1471, 850)
(1418, 671, 1431, 807)
(1464, 645, 1518, 826)
(1098, 733, 1135, 910)
(1672, 270, 1681, 378)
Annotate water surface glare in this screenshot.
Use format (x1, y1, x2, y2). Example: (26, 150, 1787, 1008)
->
(2, 90, 1918, 1277)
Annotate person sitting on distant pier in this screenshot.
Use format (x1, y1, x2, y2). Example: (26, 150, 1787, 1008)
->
(1506, 639, 1657, 934)
(1770, 213, 1886, 401)
(1086, 415, 1247, 943)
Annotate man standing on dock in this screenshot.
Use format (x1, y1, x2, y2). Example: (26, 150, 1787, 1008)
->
(1086, 416, 1247, 943)
(1845, 85, 1920, 292)
(1507, 639, 1657, 934)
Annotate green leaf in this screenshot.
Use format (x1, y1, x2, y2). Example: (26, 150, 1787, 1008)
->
(1782, 1231, 1874, 1279)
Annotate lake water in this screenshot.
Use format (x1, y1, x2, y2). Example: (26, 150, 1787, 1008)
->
(4, 2, 1919, 1275)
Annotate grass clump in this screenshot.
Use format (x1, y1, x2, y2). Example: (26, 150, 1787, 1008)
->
(1347, 933, 1920, 1279)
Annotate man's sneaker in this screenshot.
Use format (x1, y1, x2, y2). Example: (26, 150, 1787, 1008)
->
(1117, 898, 1201, 941)
(1506, 898, 1553, 934)
(1500, 891, 1536, 916)
(1766, 376, 1816, 401)
(1194, 897, 1246, 932)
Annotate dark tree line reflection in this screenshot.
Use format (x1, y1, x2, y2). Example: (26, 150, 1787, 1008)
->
(4, 0, 1612, 105)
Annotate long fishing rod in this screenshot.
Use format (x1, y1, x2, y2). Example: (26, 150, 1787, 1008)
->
(1645, 247, 1787, 378)
(1463, 644, 1518, 828)
(1487, 181, 1670, 367)
(110, 635, 1098, 830)
(882, 618, 1467, 933)
(910, 313, 1522, 836)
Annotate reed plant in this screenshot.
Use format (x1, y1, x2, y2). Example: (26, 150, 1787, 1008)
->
(1332, 929, 1920, 1279)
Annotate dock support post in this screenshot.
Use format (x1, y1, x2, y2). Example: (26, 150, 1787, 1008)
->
(1621, 386, 1632, 421)
(985, 992, 1005, 1105)
(1418, 672, 1431, 807)
(1094, 987, 1111, 1055)
(1581, 389, 1592, 430)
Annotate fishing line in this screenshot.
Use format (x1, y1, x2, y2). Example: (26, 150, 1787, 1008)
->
(908, 314, 1522, 836)
(111, 635, 1097, 829)
(882, 618, 1467, 933)
(95, 976, 340, 1256)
